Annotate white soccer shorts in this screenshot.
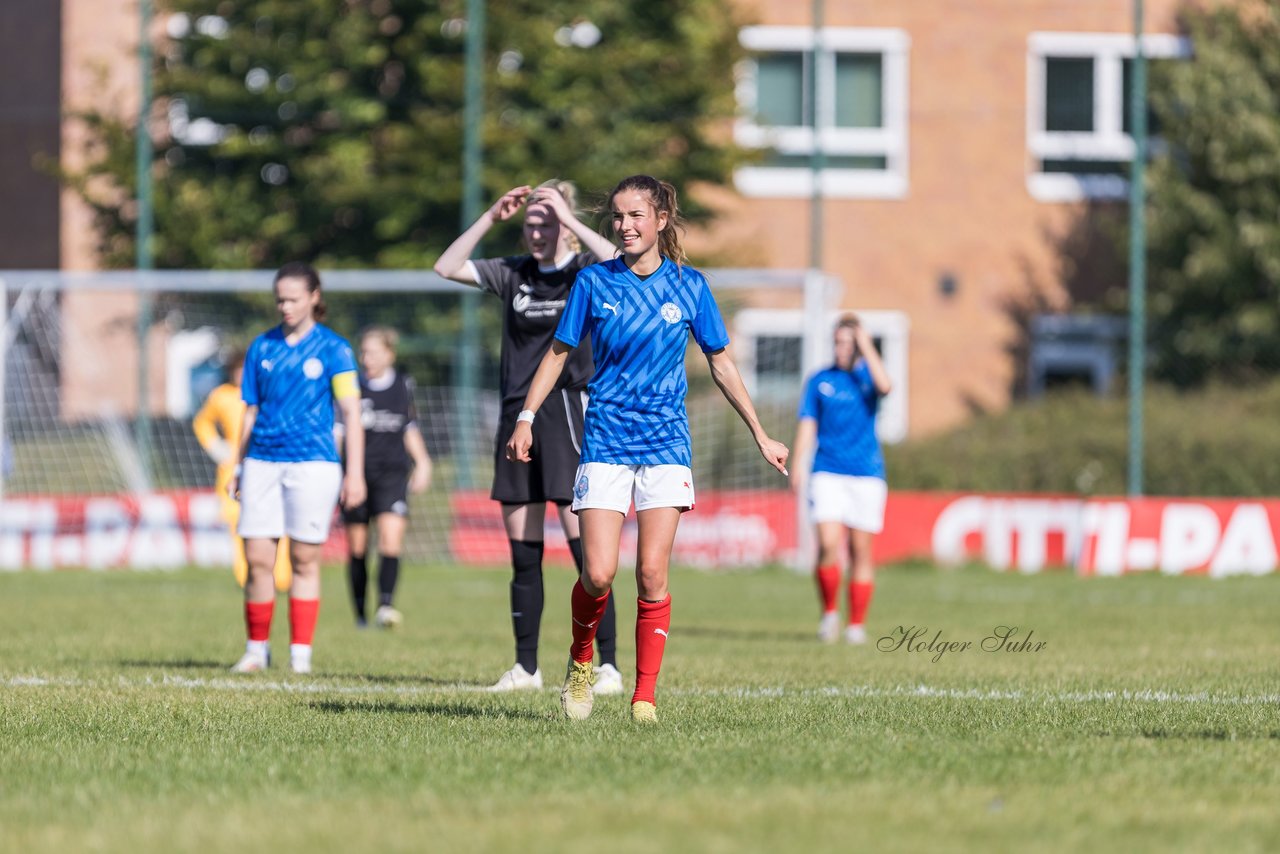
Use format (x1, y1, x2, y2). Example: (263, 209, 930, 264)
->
(807, 472, 887, 533)
(571, 462, 695, 514)
(237, 458, 343, 543)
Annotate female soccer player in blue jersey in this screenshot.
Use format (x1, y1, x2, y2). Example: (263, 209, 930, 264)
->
(507, 175, 789, 723)
(436, 181, 625, 695)
(793, 315, 893, 645)
(228, 262, 366, 674)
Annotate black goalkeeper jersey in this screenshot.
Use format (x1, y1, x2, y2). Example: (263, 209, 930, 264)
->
(472, 251, 598, 406)
(359, 370, 417, 473)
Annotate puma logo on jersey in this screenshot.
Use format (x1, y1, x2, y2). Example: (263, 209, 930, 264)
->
(602, 302, 620, 315)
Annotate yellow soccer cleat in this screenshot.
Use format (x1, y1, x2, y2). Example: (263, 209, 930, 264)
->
(630, 701, 658, 724)
(560, 658, 595, 720)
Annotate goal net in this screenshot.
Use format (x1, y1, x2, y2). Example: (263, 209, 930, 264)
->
(0, 268, 837, 572)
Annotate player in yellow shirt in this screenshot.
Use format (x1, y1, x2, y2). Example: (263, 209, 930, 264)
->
(192, 350, 292, 590)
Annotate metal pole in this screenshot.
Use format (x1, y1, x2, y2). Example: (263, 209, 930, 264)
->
(1127, 0, 1147, 496)
(809, 0, 825, 275)
(0, 276, 7, 503)
(455, 0, 486, 488)
(135, 0, 154, 488)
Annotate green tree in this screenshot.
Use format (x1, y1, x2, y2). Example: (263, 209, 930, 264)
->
(1146, 1, 1280, 386)
(70, 0, 749, 270)
(63, 0, 752, 385)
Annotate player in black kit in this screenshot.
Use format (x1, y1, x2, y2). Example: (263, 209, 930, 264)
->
(342, 326, 432, 629)
(434, 180, 625, 694)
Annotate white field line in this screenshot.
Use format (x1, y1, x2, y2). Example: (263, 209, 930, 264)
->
(4, 674, 1279, 707)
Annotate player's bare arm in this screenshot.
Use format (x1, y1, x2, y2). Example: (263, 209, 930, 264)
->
(433, 186, 533, 284)
(791, 418, 817, 495)
(854, 323, 893, 396)
(405, 426, 432, 493)
(228, 405, 258, 499)
(506, 339, 573, 463)
(705, 348, 790, 476)
(337, 394, 367, 509)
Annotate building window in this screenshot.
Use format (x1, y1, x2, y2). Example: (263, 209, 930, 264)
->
(736, 27, 910, 199)
(733, 308, 910, 444)
(1027, 32, 1191, 202)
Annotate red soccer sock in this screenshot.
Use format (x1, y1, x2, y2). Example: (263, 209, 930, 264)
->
(816, 565, 840, 614)
(569, 579, 611, 664)
(244, 600, 274, 642)
(632, 594, 672, 706)
(849, 581, 875, 626)
(289, 598, 320, 646)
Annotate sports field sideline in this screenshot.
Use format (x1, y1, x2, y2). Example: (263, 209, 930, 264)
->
(2, 564, 1277, 852)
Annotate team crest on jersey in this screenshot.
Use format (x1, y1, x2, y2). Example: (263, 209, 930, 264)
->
(303, 357, 324, 380)
(260, 359, 273, 372)
(660, 302, 682, 324)
(818, 381, 836, 397)
(575, 474, 590, 499)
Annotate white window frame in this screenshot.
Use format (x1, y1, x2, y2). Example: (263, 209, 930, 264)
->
(1027, 32, 1192, 202)
(736, 27, 910, 200)
(734, 308, 910, 444)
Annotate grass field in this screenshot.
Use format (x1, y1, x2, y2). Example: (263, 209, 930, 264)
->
(2, 563, 1278, 853)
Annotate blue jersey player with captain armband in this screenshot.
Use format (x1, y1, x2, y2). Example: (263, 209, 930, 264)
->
(506, 174, 790, 725)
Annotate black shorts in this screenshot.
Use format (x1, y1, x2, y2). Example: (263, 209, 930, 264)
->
(491, 390, 586, 505)
(343, 467, 409, 525)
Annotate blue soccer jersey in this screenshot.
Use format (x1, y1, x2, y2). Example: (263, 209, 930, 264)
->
(555, 258, 730, 466)
(798, 362, 885, 479)
(241, 324, 358, 463)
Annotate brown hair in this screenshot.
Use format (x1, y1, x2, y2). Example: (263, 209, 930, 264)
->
(360, 324, 399, 354)
(835, 313, 860, 334)
(605, 174, 688, 267)
(531, 178, 582, 252)
(274, 261, 326, 321)
(224, 347, 247, 372)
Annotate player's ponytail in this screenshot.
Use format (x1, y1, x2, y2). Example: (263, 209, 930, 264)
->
(606, 174, 688, 268)
(274, 261, 326, 322)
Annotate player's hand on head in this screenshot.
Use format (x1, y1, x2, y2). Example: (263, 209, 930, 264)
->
(529, 186, 569, 218)
(491, 186, 531, 221)
(760, 438, 790, 477)
(505, 422, 533, 463)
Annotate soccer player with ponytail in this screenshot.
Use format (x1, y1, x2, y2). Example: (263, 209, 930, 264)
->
(228, 262, 365, 674)
(436, 180, 624, 694)
(508, 175, 789, 723)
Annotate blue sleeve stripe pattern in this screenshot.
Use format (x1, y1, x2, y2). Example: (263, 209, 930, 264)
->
(244, 325, 355, 463)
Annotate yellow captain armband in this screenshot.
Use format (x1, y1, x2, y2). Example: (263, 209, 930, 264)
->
(332, 371, 359, 400)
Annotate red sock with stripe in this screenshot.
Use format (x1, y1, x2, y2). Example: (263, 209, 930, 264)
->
(849, 581, 874, 626)
(569, 579, 610, 664)
(632, 594, 672, 706)
(289, 598, 320, 646)
(245, 600, 274, 642)
(816, 565, 840, 614)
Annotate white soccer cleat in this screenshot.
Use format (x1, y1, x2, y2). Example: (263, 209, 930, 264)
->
(230, 649, 269, 673)
(844, 624, 868, 645)
(592, 663, 624, 696)
(560, 658, 595, 720)
(374, 605, 403, 630)
(488, 662, 543, 692)
(290, 644, 313, 674)
(817, 611, 840, 644)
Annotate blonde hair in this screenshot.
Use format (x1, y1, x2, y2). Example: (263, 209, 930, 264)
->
(533, 178, 581, 252)
(360, 325, 399, 354)
(605, 175, 688, 267)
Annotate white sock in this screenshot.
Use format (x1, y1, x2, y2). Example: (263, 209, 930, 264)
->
(246, 640, 268, 659)
(290, 644, 312, 664)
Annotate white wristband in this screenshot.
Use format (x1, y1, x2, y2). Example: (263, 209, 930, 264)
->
(516, 410, 536, 425)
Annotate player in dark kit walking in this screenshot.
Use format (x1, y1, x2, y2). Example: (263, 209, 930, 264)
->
(435, 180, 625, 693)
(342, 326, 432, 629)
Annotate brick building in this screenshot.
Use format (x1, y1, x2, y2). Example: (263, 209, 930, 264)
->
(3, 0, 1191, 435)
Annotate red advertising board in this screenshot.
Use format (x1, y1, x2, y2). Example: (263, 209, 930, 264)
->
(2, 489, 1276, 576)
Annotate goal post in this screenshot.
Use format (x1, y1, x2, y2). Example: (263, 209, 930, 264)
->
(0, 267, 845, 571)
